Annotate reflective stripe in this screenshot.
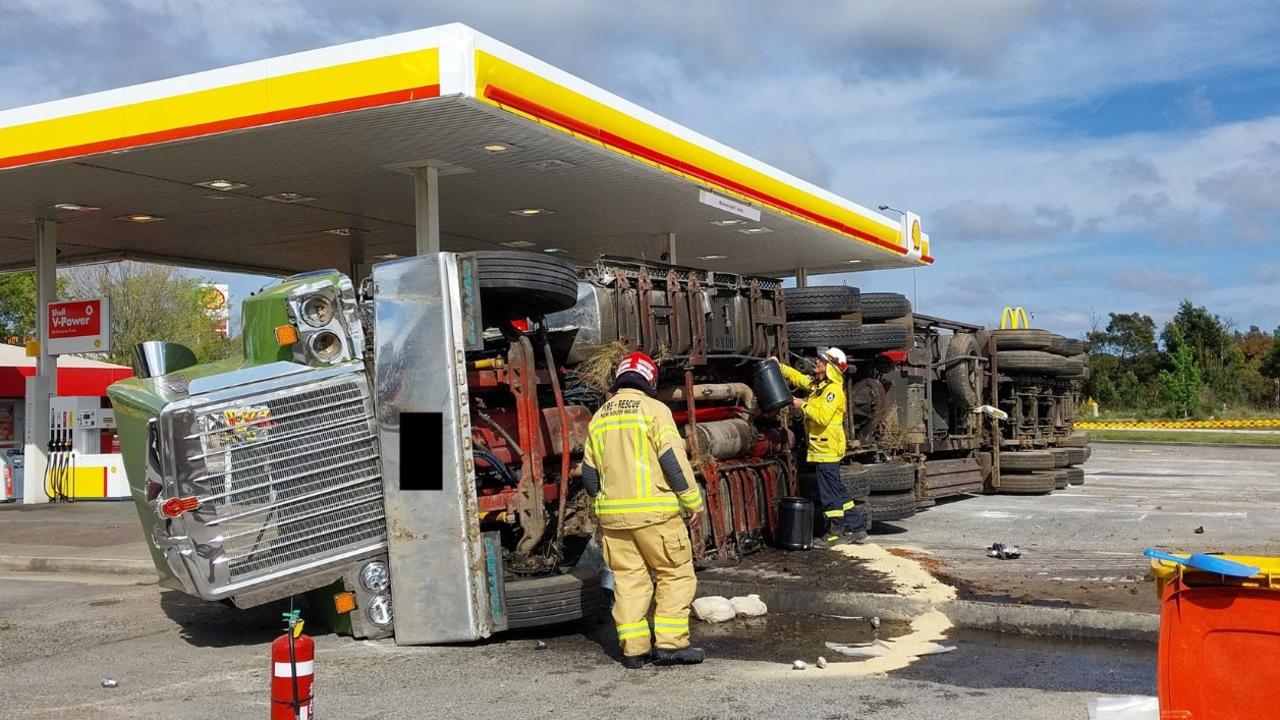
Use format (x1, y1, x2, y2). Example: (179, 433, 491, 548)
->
(824, 508, 844, 518)
(653, 616, 688, 630)
(842, 500, 855, 511)
(595, 497, 680, 515)
(617, 620, 650, 640)
(658, 426, 682, 445)
(273, 660, 314, 677)
(677, 488, 702, 510)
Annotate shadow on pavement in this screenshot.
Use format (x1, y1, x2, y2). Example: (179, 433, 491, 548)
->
(161, 591, 304, 648)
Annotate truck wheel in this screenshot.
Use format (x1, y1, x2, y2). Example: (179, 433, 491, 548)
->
(505, 569, 604, 630)
(1065, 446, 1090, 465)
(944, 332, 982, 410)
(854, 500, 873, 532)
(868, 490, 917, 522)
(862, 462, 916, 493)
(787, 319, 862, 349)
(473, 251, 580, 320)
(1051, 469, 1070, 489)
(1061, 338, 1086, 355)
(840, 464, 871, 498)
(995, 350, 1061, 375)
(1049, 448, 1071, 468)
(991, 329, 1053, 351)
(999, 450, 1056, 472)
(1061, 431, 1090, 447)
(847, 323, 909, 353)
(1056, 355, 1087, 378)
(1064, 467, 1085, 485)
(784, 286, 860, 319)
(860, 292, 911, 321)
(998, 471, 1056, 495)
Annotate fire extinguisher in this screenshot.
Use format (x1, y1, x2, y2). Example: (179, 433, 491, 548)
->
(271, 610, 314, 720)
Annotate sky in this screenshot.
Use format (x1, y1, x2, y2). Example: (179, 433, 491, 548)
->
(2, 0, 1278, 339)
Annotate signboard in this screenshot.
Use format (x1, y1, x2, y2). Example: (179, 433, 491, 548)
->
(199, 283, 230, 337)
(0, 402, 14, 444)
(46, 298, 111, 355)
(698, 190, 761, 222)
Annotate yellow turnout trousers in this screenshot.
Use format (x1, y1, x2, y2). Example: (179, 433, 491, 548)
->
(601, 515, 698, 657)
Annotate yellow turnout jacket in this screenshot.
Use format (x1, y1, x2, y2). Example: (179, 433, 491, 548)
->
(779, 362, 847, 462)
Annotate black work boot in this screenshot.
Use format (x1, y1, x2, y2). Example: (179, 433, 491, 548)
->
(844, 527, 869, 544)
(652, 647, 705, 665)
(621, 654, 648, 669)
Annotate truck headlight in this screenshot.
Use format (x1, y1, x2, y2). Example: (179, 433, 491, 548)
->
(367, 594, 393, 627)
(299, 294, 335, 327)
(360, 561, 390, 593)
(308, 330, 344, 363)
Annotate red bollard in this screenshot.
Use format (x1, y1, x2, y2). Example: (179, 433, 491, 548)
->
(271, 617, 314, 720)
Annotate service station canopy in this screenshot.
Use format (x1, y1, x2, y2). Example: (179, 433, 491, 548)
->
(0, 24, 933, 279)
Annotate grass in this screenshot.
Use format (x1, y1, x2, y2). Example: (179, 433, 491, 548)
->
(1091, 429, 1280, 446)
(1090, 407, 1280, 422)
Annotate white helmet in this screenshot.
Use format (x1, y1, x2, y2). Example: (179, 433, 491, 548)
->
(819, 346, 848, 374)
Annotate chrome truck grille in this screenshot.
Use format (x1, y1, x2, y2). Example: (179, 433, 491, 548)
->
(157, 364, 385, 600)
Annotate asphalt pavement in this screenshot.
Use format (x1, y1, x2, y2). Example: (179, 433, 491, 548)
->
(886, 442, 1280, 612)
(0, 573, 1153, 720)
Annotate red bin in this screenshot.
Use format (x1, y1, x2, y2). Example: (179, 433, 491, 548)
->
(1151, 554, 1280, 719)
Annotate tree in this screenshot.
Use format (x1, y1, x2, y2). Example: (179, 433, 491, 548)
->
(1159, 328, 1205, 418)
(0, 272, 70, 343)
(1088, 312, 1157, 361)
(1262, 336, 1280, 380)
(67, 262, 233, 366)
(1162, 300, 1242, 406)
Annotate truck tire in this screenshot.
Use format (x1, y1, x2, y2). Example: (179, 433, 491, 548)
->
(945, 332, 982, 410)
(1061, 338, 1086, 355)
(784, 286, 860, 319)
(862, 462, 916, 493)
(505, 568, 604, 629)
(1064, 467, 1085, 486)
(860, 292, 911, 321)
(991, 329, 1053, 351)
(1057, 356, 1087, 378)
(1000, 450, 1056, 472)
(473, 251, 580, 319)
(840, 464, 871, 499)
(998, 471, 1056, 495)
(1046, 335, 1071, 356)
(869, 490, 917, 522)
(1066, 446, 1091, 465)
(995, 350, 1061, 375)
(1050, 469, 1070, 489)
(848, 323, 909, 353)
(1049, 448, 1071, 468)
(787, 319, 862, 349)
(855, 501, 873, 532)
(1061, 431, 1090, 447)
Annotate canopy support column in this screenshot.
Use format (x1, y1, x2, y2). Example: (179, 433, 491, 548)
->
(23, 220, 57, 504)
(666, 232, 677, 265)
(794, 268, 809, 287)
(413, 166, 440, 255)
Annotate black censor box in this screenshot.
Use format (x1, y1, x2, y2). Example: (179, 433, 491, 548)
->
(399, 412, 443, 491)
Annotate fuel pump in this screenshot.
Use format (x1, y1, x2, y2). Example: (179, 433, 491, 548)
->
(44, 397, 127, 501)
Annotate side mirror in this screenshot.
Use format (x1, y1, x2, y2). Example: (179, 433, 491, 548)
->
(132, 341, 198, 378)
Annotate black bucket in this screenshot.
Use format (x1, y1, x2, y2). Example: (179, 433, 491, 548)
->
(752, 360, 792, 413)
(775, 497, 814, 551)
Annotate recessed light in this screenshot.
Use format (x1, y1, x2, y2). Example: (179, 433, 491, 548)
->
(52, 203, 99, 213)
(479, 142, 518, 153)
(524, 159, 574, 171)
(509, 208, 554, 217)
(262, 192, 315, 204)
(738, 227, 773, 235)
(846, 259, 864, 265)
(709, 219, 744, 226)
(698, 254, 729, 260)
(203, 194, 236, 201)
(542, 247, 567, 253)
(324, 228, 360, 237)
(375, 253, 402, 260)
(117, 214, 164, 223)
(194, 179, 248, 191)
(502, 240, 537, 248)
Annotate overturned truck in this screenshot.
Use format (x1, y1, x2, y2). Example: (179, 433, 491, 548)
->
(108, 252, 801, 644)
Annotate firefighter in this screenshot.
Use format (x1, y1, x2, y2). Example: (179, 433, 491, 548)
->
(582, 351, 705, 669)
(773, 348, 868, 547)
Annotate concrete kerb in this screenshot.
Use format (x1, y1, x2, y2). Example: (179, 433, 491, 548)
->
(0, 555, 155, 578)
(698, 579, 1159, 643)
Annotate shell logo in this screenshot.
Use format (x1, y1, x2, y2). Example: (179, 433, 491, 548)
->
(200, 287, 227, 311)
(911, 219, 922, 251)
